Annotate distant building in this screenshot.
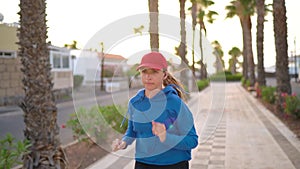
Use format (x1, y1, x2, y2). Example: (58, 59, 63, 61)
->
(72, 49, 130, 92)
(288, 55, 300, 80)
(264, 55, 300, 80)
(0, 23, 73, 106)
(0, 23, 22, 105)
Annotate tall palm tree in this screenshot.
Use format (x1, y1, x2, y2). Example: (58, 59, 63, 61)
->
(226, 0, 256, 86)
(190, 0, 198, 77)
(273, 0, 291, 107)
(212, 40, 225, 73)
(148, 0, 159, 51)
(18, 0, 66, 168)
(197, 0, 218, 79)
(228, 47, 242, 74)
(256, 0, 266, 86)
(179, 0, 188, 66)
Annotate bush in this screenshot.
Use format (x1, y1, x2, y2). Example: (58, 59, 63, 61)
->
(226, 73, 243, 81)
(241, 77, 246, 86)
(98, 105, 128, 134)
(261, 86, 276, 104)
(197, 79, 210, 91)
(64, 105, 128, 142)
(282, 93, 300, 118)
(73, 75, 84, 89)
(209, 72, 242, 82)
(66, 110, 87, 141)
(0, 133, 30, 169)
(209, 72, 226, 81)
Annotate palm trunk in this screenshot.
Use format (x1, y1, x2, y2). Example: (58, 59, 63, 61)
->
(199, 31, 206, 80)
(245, 17, 255, 86)
(18, 0, 66, 168)
(191, 1, 197, 77)
(241, 16, 255, 86)
(148, 0, 159, 51)
(256, 0, 266, 86)
(179, 0, 187, 65)
(273, 0, 291, 109)
(179, 0, 188, 88)
(241, 20, 248, 80)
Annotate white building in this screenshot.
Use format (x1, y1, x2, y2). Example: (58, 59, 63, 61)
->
(72, 49, 130, 91)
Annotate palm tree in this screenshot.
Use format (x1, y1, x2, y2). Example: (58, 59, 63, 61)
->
(18, 0, 66, 168)
(273, 0, 291, 107)
(228, 47, 242, 74)
(177, 0, 190, 88)
(226, 0, 256, 86)
(179, 0, 188, 66)
(256, 0, 266, 86)
(190, 0, 198, 77)
(197, 0, 218, 79)
(148, 0, 159, 51)
(212, 40, 225, 73)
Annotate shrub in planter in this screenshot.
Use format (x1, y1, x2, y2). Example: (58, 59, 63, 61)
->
(98, 105, 128, 134)
(73, 75, 84, 89)
(209, 72, 226, 81)
(261, 86, 276, 104)
(0, 133, 30, 168)
(241, 77, 246, 86)
(210, 72, 242, 82)
(66, 110, 87, 141)
(65, 105, 128, 143)
(197, 79, 209, 91)
(281, 93, 300, 118)
(226, 73, 243, 81)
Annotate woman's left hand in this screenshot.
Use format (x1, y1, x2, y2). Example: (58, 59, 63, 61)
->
(152, 121, 166, 142)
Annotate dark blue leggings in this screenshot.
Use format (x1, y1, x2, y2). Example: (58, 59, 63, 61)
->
(134, 161, 189, 169)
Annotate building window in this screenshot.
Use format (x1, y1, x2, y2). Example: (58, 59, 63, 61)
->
(53, 54, 61, 68)
(0, 51, 17, 58)
(62, 55, 69, 68)
(50, 51, 70, 70)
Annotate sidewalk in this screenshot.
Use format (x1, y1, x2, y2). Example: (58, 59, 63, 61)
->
(87, 82, 300, 169)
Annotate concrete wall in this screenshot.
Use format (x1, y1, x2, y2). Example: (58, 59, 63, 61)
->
(0, 57, 24, 105)
(0, 57, 73, 106)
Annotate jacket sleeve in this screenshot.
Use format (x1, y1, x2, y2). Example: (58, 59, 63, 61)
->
(163, 101, 198, 150)
(122, 105, 136, 145)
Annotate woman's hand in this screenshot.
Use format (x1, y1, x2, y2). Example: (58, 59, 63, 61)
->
(111, 139, 127, 152)
(152, 121, 166, 142)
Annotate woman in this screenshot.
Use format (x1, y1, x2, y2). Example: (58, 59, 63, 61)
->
(112, 52, 198, 169)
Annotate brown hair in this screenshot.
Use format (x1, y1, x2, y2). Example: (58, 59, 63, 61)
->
(163, 72, 187, 101)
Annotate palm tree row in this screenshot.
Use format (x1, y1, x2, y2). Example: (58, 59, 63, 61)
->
(176, 0, 291, 108)
(225, 0, 291, 108)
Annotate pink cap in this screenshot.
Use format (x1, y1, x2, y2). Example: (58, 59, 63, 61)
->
(137, 52, 168, 71)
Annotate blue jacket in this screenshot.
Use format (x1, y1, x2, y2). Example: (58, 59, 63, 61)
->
(122, 85, 198, 165)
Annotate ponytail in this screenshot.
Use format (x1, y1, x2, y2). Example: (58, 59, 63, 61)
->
(163, 72, 187, 101)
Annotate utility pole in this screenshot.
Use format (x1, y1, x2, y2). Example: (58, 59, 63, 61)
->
(100, 42, 105, 91)
(294, 37, 297, 82)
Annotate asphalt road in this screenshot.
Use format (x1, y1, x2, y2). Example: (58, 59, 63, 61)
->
(0, 88, 139, 145)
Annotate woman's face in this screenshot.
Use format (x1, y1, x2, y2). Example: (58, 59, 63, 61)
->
(140, 68, 165, 91)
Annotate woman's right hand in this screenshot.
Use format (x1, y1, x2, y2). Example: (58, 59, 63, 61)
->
(111, 138, 127, 152)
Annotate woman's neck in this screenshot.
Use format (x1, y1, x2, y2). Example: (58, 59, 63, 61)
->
(145, 88, 162, 98)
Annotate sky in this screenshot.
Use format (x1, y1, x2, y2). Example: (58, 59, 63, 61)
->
(1, 0, 300, 68)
